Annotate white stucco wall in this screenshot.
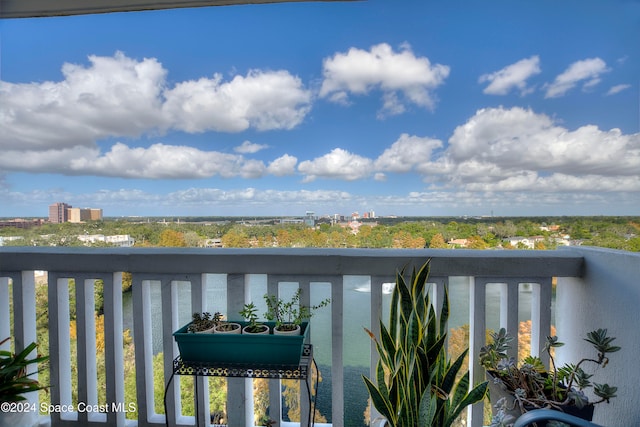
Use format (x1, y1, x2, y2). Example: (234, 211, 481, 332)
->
(556, 247, 640, 426)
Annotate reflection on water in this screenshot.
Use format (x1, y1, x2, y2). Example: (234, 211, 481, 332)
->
(122, 275, 554, 427)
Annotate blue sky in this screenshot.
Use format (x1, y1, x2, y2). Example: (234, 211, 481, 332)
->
(1, 0, 639, 218)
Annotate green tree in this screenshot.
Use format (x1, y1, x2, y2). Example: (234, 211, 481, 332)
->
(428, 233, 448, 249)
(221, 229, 250, 248)
(158, 229, 187, 247)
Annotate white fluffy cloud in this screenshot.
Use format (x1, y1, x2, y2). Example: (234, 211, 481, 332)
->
(0, 52, 168, 151)
(0, 52, 313, 153)
(0, 142, 271, 179)
(235, 141, 268, 154)
(163, 69, 311, 133)
(267, 154, 298, 176)
(319, 43, 450, 117)
(298, 148, 374, 182)
(544, 57, 610, 98)
(293, 106, 640, 196)
(374, 134, 443, 172)
(479, 56, 541, 96)
(438, 106, 640, 191)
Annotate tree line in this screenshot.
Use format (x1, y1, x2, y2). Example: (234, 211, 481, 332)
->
(2, 216, 639, 251)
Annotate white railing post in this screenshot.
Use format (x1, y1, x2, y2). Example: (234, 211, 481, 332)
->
(48, 274, 74, 425)
(330, 275, 344, 427)
(367, 275, 385, 427)
(161, 277, 180, 427)
(0, 277, 10, 351)
(75, 276, 98, 425)
(103, 272, 126, 427)
(132, 276, 156, 427)
(266, 274, 283, 427)
(498, 280, 519, 359)
(530, 278, 552, 366)
(468, 276, 486, 427)
(191, 274, 210, 427)
(10, 272, 39, 415)
(226, 273, 251, 427)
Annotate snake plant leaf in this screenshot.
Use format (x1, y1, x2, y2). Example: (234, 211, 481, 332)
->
(375, 361, 389, 400)
(448, 370, 470, 413)
(444, 380, 488, 427)
(389, 271, 401, 342)
(419, 391, 438, 427)
(397, 272, 414, 324)
(439, 286, 450, 336)
(425, 305, 438, 351)
(379, 322, 397, 363)
(425, 334, 447, 367)
(406, 310, 422, 352)
(412, 260, 431, 300)
(363, 375, 396, 427)
(441, 349, 468, 396)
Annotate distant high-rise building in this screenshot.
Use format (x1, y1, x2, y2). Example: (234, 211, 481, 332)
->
(49, 202, 70, 223)
(304, 211, 316, 227)
(49, 203, 102, 223)
(68, 207, 103, 223)
(89, 208, 103, 221)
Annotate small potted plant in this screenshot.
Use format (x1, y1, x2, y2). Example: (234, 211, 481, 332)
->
(213, 321, 242, 334)
(239, 303, 269, 334)
(0, 338, 49, 427)
(187, 312, 222, 333)
(480, 327, 620, 427)
(264, 289, 330, 335)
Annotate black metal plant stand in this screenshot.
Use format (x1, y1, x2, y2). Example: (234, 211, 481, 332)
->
(165, 344, 314, 427)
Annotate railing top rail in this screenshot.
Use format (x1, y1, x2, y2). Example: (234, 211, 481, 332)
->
(0, 247, 584, 277)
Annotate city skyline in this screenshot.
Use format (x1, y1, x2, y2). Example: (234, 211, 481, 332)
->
(1, 0, 639, 217)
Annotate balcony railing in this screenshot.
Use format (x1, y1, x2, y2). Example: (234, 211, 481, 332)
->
(1, 246, 638, 427)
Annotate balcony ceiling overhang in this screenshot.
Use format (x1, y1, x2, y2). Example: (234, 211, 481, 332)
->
(0, 0, 355, 19)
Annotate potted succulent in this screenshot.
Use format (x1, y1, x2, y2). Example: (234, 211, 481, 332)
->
(362, 260, 488, 427)
(213, 321, 242, 334)
(0, 337, 49, 427)
(187, 311, 222, 333)
(239, 303, 269, 334)
(264, 289, 330, 335)
(480, 327, 620, 427)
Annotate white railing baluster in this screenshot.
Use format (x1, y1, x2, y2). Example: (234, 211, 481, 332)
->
(132, 277, 157, 427)
(367, 275, 390, 427)
(75, 275, 98, 424)
(497, 280, 520, 359)
(531, 278, 553, 366)
(161, 277, 180, 427)
(103, 272, 125, 427)
(226, 273, 251, 427)
(267, 274, 283, 427)
(298, 279, 311, 427)
(11, 272, 40, 416)
(468, 276, 486, 427)
(191, 274, 210, 427)
(429, 277, 447, 331)
(48, 274, 75, 424)
(0, 277, 10, 351)
(330, 275, 344, 427)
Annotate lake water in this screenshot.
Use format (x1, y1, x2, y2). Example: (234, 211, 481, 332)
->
(122, 276, 554, 426)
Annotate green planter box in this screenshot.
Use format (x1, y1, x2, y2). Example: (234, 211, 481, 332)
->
(173, 321, 309, 366)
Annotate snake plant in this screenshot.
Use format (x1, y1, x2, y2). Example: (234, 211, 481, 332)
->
(0, 338, 49, 402)
(363, 259, 488, 427)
